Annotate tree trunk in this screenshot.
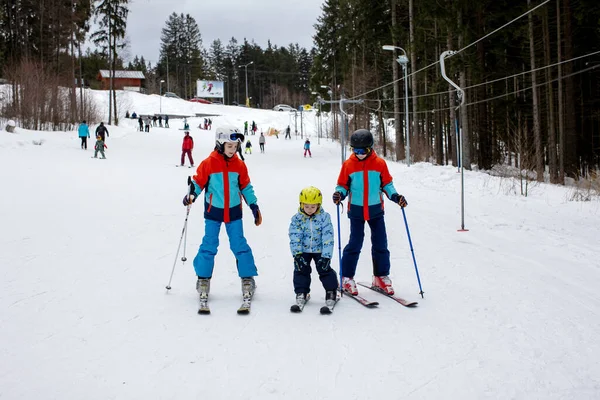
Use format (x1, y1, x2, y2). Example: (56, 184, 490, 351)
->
(557, 0, 565, 182)
(562, 0, 577, 177)
(409, 0, 417, 162)
(391, 0, 403, 161)
(528, 0, 544, 182)
(447, 30, 457, 167)
(543, 7, 558, 183)
(458, 10, 471, 170)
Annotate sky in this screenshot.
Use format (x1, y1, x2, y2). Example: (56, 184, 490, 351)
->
(2, 87, 600, 398)
(124, 0, 325, 65)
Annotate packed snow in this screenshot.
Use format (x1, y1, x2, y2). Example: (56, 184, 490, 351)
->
(1, 89, 600, 399)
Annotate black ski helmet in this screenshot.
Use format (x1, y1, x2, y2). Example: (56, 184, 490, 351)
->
(350, 129, 374, 148)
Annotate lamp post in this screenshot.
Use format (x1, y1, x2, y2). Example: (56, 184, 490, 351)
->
(159, 79, 165, 114)
(242, 61, 253, 107)
(382, 45, 410, 166)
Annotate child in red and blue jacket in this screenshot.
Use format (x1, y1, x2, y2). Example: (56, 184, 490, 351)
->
(182, 126, 262, 303)
(332, 129, 408, 296)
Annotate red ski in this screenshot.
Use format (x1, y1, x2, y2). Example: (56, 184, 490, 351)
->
(357, 282, 418, 307)
(342, 290, 379, 308)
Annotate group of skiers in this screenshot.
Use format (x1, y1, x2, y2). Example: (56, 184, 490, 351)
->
(244, 120, 258, 135)
(136, 115, 170, 132)
(181, 127, 408, 313)
(77, 120, 108, 159)
(244, 132, 266, 154)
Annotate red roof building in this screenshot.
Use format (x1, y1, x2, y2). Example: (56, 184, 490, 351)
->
(97, 70, 145, 91)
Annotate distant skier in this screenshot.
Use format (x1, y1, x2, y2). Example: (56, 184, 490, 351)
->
(78, 120, 90, 149)
(181, 131, 194, 167)
(138, 116, 144, 131)
(245, 139, 252, 154)
(285, 125, 291, 139)
(303, 138, 311, 158)
(95, 122, 109, 142)
(93, 135, 107, 159)
(259, 132, 266, 153)
(165, 115, 170, 128)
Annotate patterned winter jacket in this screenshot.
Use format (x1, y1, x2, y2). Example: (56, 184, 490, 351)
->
(335, 150, 398, 221)
(191, 150, 258, 223)
(288, 206, 334, 259)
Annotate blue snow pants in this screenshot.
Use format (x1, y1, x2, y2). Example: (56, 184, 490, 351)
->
(193, 219, 258, 279)
(293, 253, 338, 294)
(341, 216, 390, 278)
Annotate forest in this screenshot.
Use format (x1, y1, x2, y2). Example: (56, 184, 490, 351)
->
(0, 0, 599, 182)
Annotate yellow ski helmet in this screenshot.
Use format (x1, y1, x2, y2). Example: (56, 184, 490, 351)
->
(299, 186, 323, 205)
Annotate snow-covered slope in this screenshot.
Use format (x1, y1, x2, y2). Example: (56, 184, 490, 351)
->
(1, 90, 599, 399)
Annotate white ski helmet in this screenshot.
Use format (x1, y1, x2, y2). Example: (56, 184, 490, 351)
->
(215, 125, 245, 152)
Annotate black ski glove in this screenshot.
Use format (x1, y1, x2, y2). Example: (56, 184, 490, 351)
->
(391, 193, 408, 207)
(249, 203, 262, 226)
(182, 182, 198, 206)
(332, 191, 346, 205)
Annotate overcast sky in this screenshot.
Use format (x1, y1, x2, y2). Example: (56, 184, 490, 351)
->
(123, 0, 324, 65)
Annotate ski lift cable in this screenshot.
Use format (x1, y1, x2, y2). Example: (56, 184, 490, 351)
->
(349, 0, 553, 100)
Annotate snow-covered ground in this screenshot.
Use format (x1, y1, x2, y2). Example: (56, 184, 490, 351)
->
(1, 90, 600, 399)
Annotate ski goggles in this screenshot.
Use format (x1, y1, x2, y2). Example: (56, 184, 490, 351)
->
(352, 147, 371, 155)
(217, 132, 245, 143)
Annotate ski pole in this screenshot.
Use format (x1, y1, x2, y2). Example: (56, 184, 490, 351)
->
(401, 207, 424, 298)
(336, 203, 343, 296)
(166, 177, 194, 291)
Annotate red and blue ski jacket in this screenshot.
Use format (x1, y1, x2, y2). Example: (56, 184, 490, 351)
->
(335, 151, 398, 220)
(192, 150, 258, 223)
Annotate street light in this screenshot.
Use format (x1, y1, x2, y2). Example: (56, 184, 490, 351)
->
(382, 45, 410, 166)
(242, 61, 253, 107)
(159, 79, 165, 114)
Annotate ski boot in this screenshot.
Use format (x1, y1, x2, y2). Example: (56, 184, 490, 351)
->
(342, 277, 358, 295)
(372, 275, 394, 295)
(241, 277, 256, 299)
(196, 277, 211, 314)
(290, 293, 310, 313)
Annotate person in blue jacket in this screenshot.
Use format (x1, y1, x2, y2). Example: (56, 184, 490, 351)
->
(78, 120, 90, 149)
(289, 186, 337, 309)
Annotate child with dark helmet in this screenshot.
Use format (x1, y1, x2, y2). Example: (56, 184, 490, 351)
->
(332, 129, 408, 296)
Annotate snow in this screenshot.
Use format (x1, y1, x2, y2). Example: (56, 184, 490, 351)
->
(1, 89, 600, 400)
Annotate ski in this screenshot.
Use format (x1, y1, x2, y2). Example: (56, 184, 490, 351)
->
(198, 303, 210, 314)
(357, 282, 418, 307)
(197, 297, 210, 314)
(319, 299, 338, 314)
(237, 299, 251, 314)
(290, 294, 310, 313)
(342, 291, 379, 308)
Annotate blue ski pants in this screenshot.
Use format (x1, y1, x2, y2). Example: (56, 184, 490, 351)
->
(193, 219, 258, 279)
(293, 253, 338, 294)
(341, 216, 390, 278)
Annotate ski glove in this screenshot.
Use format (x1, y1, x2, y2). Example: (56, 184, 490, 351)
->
(317, 257, 331, 271)
(249, 203, 262, 226)
(182, 184, 198, 206)
(182, 194, 195, 206)
(332, 191, 345, 205)
(294, 254, 309, 271)
(390, 193, 408, 207)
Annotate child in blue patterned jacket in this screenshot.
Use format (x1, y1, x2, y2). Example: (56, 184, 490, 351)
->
(288, 186, 338, 310)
